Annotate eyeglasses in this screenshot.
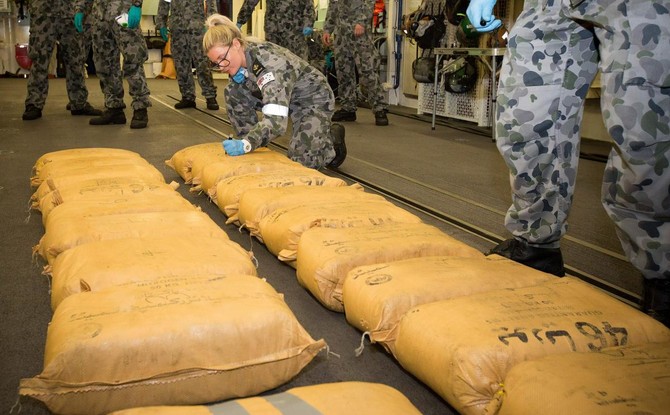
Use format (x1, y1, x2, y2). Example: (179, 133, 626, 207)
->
(210, 46, 231, 71)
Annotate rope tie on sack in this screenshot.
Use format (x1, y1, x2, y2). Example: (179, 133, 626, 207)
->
(325, 344, 340, 359)
(354, 331, 371, 357)
(9, 395, 22, 413)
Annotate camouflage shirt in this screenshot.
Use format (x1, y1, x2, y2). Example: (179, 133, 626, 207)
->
(156, 0, 218, 32)
(227, 41, 333, 149)
(323, 0, 375, 34)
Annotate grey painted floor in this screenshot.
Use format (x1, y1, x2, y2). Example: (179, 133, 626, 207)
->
(0, 76, 634, 414)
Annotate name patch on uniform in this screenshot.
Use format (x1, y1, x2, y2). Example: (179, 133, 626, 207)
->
(257, 72, 276, 90)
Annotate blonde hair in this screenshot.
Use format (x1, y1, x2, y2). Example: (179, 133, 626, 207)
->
(203, 14, 246, 52)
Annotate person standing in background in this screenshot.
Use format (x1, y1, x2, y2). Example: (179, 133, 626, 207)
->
(467, 0, 670, 325)
(156, 0, 220, 110)
(322, 0, 388, 126)
(21, 0, 102, 121)
(235, 0, 315, 60)
(74, 0, 152, 129)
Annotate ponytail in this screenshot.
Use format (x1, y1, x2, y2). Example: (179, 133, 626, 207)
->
(203, 14, 246, 52)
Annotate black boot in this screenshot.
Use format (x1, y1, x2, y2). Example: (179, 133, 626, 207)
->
(375, 110, 389, 126)
(174, 99, 196, 109)
(332, 109, 356, 122)
(642, 278, 670, 327)
(206, 97, 219, 110)
(328, 123, 347, 168)
(22, 104, 42, 121)
(71, 102, 103, 116)
(89, 108, 126, 125)
(487, 238, 565, 277)
(130, 108, 148, 129)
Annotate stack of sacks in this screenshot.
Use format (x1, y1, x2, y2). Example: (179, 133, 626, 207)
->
(165, 144, 670, 414)
(21, 149, 326, 415)
(342, 255, 554, 355)
(20, 276, 326, 415)
(213, 170, 348, 222)
(496, 342, 670, 415)
(392, 277, 670, 415)
(106, 382, 424, 415)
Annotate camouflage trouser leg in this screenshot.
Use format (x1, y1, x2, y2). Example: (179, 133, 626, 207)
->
(60, 23, 90, 110)
(497, 0, 670, 278)
(119, 26, 151, 110)
(333, 31, 387, 113)
(266, 28, 308, 61)
(25, 14, 57, 109)
(172, 30, 216, 101)
(589, 0, 670, 279)
(92, 20, 126, 109)
(287, 90, 336, 169)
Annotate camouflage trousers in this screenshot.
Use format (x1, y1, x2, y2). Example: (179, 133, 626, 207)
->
(496, 0, 670, 279)
(333, 30, 387, 113)
(265, 20, 308, 60)
(224, 86, 336, 169)
(171, 29, 216, 101)
(25, 13, 90, 110)
(91, 19, 151, 110)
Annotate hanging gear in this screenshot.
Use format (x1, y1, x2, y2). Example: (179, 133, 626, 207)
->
(442, 56, 478, 94)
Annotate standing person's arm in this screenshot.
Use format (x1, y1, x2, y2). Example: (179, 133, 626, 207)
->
(322, 0, 338, 45)
(236, 0, 261, 27)
(302, 0, 316, 34)
(156, 0, 170, 40)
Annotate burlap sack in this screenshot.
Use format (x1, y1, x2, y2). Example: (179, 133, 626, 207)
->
(47, 236, 257, 310)
(343, 255, 554, 354)
(37, 211, 229, 265)
(32, 163, 166, 202)
(497, 342, 670, 415)
(192, 151, 305, 194)
(107, 382, 423, 415)
(20, 275, 327, 415)
(295, 223, 483, 312)
(33, 148, 142, 184)
(31, 158, 159, 190)
(34, 178, 181, 219)
(236, 184, 371, 232)
(189, 147, 273, 188)
(212, 169, 348, 219)
(259, 200, 423, 262)
(165, 142, 226, 184)
(393, 277, 670, 415)
(40, 193, 196, 227)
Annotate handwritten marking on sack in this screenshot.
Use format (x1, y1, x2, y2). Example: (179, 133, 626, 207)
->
(365, 274, 392, 285)
(496, 321, 628, 352)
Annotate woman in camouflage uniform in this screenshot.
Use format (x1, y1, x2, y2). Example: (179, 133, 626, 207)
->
(202, 14, 346, 169)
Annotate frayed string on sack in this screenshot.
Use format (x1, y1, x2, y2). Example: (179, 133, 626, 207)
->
(9, 395, 22, 414)
(354, 331, 371, 357)
(325, 345, 340, 359)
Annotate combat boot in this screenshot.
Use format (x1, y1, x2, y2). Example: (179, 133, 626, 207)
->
(90, 108, 126, 125)
(22, 104, 42, 121)
(206, 97, 219, 110)
(71, 102, 103, 116)
(130, 108, 148, 129)
(174, 99, 196, 109)
(375, 110, 389, 126)
(642, 278, 670, 327)
(332, 109, 356, 122)
(487, 238, 565, 277)
(328, 123, 347, 168)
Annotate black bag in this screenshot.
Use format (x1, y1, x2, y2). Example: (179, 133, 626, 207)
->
(410, 12, 446, 50)
(412, 56, 436, 83)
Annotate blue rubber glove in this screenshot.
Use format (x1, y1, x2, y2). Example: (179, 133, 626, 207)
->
(302, 27, 313, 36)
(74, 12, 84, 33)
(127, 5, 142, 29)
(223, 138, 252, 156)
(159, 27, 169, 41)
(466, 0, 502, 33)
